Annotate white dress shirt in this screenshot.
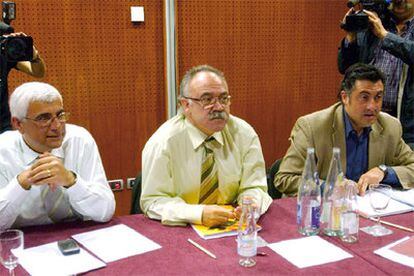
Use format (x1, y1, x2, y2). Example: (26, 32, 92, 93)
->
(0, 124, 115, 230)
(141, 113, 272, 226)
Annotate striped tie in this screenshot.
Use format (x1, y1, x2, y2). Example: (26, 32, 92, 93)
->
(42, 185, 74, 223)
(199, 137, 219, 204)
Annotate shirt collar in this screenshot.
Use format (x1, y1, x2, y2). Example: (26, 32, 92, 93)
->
(184, 118, 224, 150)
(343, 109, 371, 137)
(18, 135, 64, 165)
(390, 16, 414, 31)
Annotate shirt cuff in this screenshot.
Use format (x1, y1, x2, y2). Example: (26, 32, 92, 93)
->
(4, 177, 30, 204)
(65, 174, 88, 200)
(382, 167, 402, 188)
(187, 204, 204, 225)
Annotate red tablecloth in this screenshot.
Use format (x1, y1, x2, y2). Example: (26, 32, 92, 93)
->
(2, 198, 414, 275)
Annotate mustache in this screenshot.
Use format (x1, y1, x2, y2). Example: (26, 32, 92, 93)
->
(208, 111, 228, 120)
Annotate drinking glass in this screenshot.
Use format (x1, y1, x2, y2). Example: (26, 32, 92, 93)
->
(366, 184, 393, 237)
(0, 230, 24, 276)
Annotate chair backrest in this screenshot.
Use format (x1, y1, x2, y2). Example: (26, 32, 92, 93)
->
(130, 172, 143, 214)
(267, 159, 283, 199)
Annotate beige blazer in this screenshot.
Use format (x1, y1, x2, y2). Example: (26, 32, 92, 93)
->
(274, 102, 414, 196)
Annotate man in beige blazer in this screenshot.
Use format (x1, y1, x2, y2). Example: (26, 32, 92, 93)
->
(274, 63, 414, 196)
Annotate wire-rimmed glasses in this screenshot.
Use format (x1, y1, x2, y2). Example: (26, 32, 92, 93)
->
(24, 111, 70, 128)
(183, 94, 231, 108)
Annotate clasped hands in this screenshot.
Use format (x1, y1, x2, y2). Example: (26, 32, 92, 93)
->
(18, 152, 76, 191)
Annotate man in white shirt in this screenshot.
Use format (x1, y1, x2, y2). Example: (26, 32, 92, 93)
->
(141, 65, 272, 227)
(0, 82, 115, 230)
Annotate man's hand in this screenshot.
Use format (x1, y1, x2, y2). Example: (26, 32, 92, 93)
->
(357, 167, 385, 196)
(28, 153, 76, 190)
(201, 205, 235, 227)
(17, 169, 34, 190)
(364, 10, 388, 39)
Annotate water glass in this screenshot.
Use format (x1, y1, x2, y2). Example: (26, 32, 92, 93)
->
(0, 229, 24, 276)
(367, 184, 393, 237)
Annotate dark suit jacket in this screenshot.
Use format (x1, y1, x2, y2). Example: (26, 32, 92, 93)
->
(274, 102, 414, 196)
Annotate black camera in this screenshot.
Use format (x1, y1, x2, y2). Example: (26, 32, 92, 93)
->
(0, 1, 33, 62)
(342, 0, 392, 32)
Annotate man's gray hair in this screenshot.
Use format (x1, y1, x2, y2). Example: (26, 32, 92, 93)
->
(10, 82, 62, 120)
(179, 64, 227, 98)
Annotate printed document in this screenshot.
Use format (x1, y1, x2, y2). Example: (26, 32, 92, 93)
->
(72, 224, 162, 263)
(356, 194, 413, 217)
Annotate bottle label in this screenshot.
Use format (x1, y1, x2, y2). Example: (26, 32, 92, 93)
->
(321, 202, 331, 223)
(311, 205, 320, 228)
(237, 236, 257, 257)
(297, 203, 301, 225)
(341, 211, 358, 235)
(332, 205, 342, 230)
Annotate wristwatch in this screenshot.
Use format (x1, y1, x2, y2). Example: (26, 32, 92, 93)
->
(378, 164, 388, 179)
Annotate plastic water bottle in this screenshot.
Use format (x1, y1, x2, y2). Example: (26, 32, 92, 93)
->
(297, 148, 321, 236)
(237, 197, 257, 267)
(321, 148, 345, 236)
(340, 180, 359, 243)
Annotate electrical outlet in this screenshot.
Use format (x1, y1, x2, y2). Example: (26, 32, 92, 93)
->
(127, 178, 136, 189)
(108, 179, 124, 191)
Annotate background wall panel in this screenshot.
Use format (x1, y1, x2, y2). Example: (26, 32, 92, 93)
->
(6, 0, 349, 216)
(176, 0, 347, 165)
(8, 0, 166, 216)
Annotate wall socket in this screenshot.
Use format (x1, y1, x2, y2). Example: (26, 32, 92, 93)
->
(108, 179, 124, 191)
(127, 178, 136, 189)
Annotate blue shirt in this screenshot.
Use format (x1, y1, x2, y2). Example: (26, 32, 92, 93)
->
(343, 110, 401, 187)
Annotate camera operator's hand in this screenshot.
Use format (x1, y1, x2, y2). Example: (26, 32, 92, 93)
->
(8, 32, 46, 78)
(342, 8, 357, 43)
(364, 9, 388, 40)
(4, 31, 26, 37)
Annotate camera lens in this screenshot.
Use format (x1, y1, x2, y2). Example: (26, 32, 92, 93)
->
(0, 36, 33, 62)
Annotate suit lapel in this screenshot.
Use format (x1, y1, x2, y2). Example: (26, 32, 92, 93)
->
(369, 120, 384, 169)
(331, 104, 347, 174)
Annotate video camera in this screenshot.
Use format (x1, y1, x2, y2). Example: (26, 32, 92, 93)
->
(0, 1, 33, 62)
(341, 0, 392, 32)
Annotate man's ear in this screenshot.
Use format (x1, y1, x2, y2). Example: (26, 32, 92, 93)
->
(12, 117, 24, 134)
(340, 90, 349, 104)
(180, 98, 190, 112)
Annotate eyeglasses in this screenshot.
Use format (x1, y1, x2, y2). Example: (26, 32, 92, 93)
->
(24, 112, 70, 127)
(183, 94, 231, 108)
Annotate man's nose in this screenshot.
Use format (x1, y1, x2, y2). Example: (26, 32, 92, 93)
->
(367, 98, 380, 111)
(49, 117, 62, 129)
(212, 98, 225, 110)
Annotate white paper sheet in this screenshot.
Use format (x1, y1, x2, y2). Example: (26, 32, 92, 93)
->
(357, 194, 413, 217)
(389, 189, 414, 208)
(267, 236, 353, 268)
(72, 224, 161, 263)
(374, 236, 414, 268)
(15, 241, 106, 276)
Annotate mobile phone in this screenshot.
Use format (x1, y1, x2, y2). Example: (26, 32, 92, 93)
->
(57, 239, 80, 256)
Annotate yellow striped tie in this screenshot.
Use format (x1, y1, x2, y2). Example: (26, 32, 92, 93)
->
(199, 137, 219, 204)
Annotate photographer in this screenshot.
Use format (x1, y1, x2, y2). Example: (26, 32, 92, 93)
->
(0, 32, 45, 133)
(338, 0, 414, 148)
